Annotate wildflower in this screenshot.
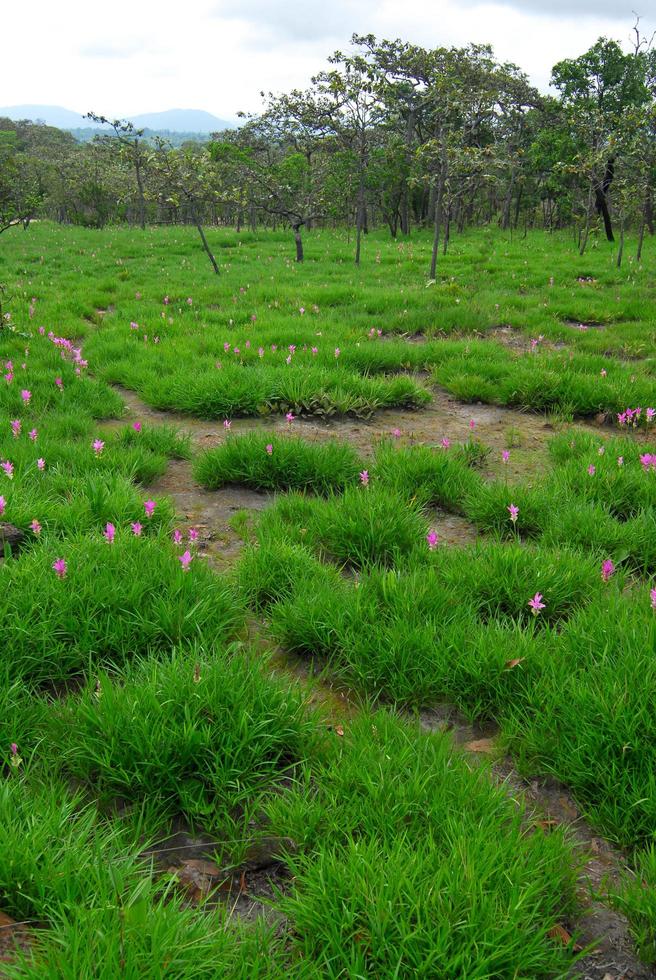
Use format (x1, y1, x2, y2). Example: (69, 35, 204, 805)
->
(9, 743, 21, 769)
(173, 529, 183, 544)
(144, 499, 156, 518)
(299, 307, 305, 314)
(223, 342, 231, 352)
(30, 519, 41, 535)
(528, 592, 546, 616)
(179, 549, 193, 572)
(163, 295, 170, 305)
(617, 456, 624, 467)
(187, 297, 193, 306)
(10, 420, 20, 438)
(640, 453, 656, 472)
(1, 461, 14, 479)
(189, 528, 198, 542)
(104, 522, 115, 544)
(133, 421, 142, 433)
(223, 419, 231, 431)
(601, 559, 615, 582)
(426, 529, 438, 551)
(266, 443, 273, 455)
(0, 496, 5, 515)
(311, 347, 318, 355)
(502, 450, 510, 464)
(598, 446, 605, 456)
(258, 347, 264, 358)
(55, 377, 63, 390)
(52, 558, 67, 579)
(20, 389, 31, 405)
(288, 345, 296, 354)
(469, 419, 476, 431)
(587, 465, 596, 476)
(251, 314, 257, 322)
(651, 587, 656, 610)
(286, 412, 295, 425)
(359, 470, 369, 487)
(334, 347, 340, 358)
(92, 439, 105, 457)
(135, 292, 142, 300)
(508, 503, 519, 523)
(29, 428, 37, 441)
(392, 428, 401, 439)
(130, 321, 139, 330)
(441, 437, 451, 450)
(37, 458, 45, 471)
(285, 355, 292, 365)
(600, 368, 607, 378)
(131, 521, 143, 536)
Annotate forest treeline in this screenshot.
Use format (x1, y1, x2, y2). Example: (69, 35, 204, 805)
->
(1, 29, 655, 269)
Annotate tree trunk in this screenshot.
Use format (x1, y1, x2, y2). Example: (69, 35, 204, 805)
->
(644, 189, 654, 235)
(594, 158, 615, 242)
(355, 173, 365, 265)
(429, 164, 446, 280)
(636, 215, 646, 263)
(501, 169, 516, 230)
(191, 207, 219, 275)
(579, 185, 594, 256)
(293, 224, 304, 262)
(616, 216, 625, 268)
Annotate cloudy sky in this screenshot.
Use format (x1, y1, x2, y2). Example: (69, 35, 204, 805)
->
(4, 0, 648, 119)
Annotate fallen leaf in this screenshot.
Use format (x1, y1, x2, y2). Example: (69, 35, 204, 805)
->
(504, 658, 525, 670)
(463, 738, 495, 755)
(547, 923, 572, 945)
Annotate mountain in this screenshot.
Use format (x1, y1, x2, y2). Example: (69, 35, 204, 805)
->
(0, 105, 235, 133)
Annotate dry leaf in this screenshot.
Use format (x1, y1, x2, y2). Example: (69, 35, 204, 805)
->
(464, 738, 495, 754)
(547, 924, 572, 945)
(504, 658, 525, 670)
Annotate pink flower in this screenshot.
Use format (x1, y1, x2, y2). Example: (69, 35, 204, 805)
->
(258, 347, 264, 358)
(21, 389, 31, 404)
(130, 321, 139, 331)
(640, 453, 656, 472)
(187, 297, 193, 306)
(30, 519, 41, 535)
(502, 450, 510, 464)
(223, 342, 231, 352)
(441, 437, 451, 450)
(587, 465, 596, 476)
(131, 521, 143, 536)
(299, 307, 305, 314)
(617, 456, 624, 467)
(528, 592, 546, 615)
(144, 499, 156, 518)
(359, 470, 369, 487)
(10, 420, 21, 438)
(311, 346, 318, 355)
(133, 422, 142, 433)
(601, 559, 615, 582)
(93, 439, 105, 457)
(647, 408, 655, 423)
(29, 428, 37, 442)
(10, 742, 18, 756)
(173, 529, 183, 544)
(188, 528, 198, 543)
(104, 522, 115, 544)
(223, 419, 231, 430)
(163, 295, 170, 305)
(37, 458, 45, 471)
(55, 377, 63, 390)
(1, 461, 14, 479)
(285, 355, 292, 365)
(651, 588, 656, 610)
(52, 558, 67, 579)
(469, 419, 476, 431)
(508, 503, 519, 523)
(426, 529, 438, 551)
(286, 412, 295, 425)
(334, 347, 340, 358)
(265, 443, 273, 455)
(0, 496, 5, 515)
(391, 428, 401, 439)
(178, 549, 193, 572)
(598, 446, 605, 456)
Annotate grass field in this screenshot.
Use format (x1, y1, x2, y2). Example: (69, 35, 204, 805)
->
(0, 221, 655, 976)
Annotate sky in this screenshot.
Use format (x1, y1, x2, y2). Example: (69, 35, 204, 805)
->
(4, 0, 649, 120)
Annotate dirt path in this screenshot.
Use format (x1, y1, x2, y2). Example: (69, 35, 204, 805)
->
(102, 381, 652, 979)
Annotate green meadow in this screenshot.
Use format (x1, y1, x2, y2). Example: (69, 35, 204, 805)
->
(0, 221, 655, 976)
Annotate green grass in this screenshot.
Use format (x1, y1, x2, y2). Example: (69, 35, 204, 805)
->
(1, 220, 655, 971)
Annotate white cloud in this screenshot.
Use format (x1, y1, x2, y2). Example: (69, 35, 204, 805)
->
(3, 0, 648, 118)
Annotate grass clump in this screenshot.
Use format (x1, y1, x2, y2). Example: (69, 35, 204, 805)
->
(0, 533, 242, 685)
(194, 431, 364, 494)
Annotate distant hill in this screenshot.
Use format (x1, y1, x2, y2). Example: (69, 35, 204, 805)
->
(0, 105, 235, 133)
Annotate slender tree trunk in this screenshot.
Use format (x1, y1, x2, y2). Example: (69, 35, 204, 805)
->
(645, 188, 654, 235)
(134, 154, 146, 230)
(616, 215, 625, 269)
(293, 223, 304, 262)
(636, 215, 646, 262)
(429, 163, 446, 280)
(191, 206, 219, 275)
(501, 169, 516, 230)
(355, 172, 365, 265)
(579, 185, 594, 256)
